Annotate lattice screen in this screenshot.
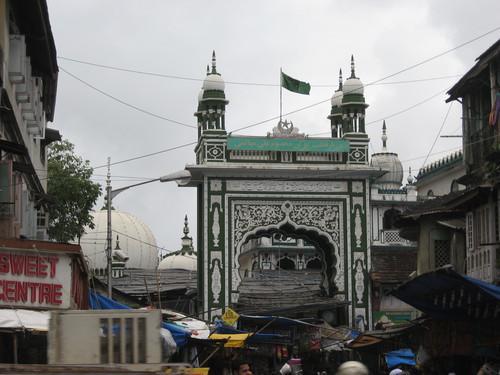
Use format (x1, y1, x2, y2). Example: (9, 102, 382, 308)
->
(434, 239, 451, 268)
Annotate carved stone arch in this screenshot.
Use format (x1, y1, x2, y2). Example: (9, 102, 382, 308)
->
(233, 218, 340, 297)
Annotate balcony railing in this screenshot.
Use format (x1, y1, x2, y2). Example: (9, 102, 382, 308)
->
(380, 230, 415, 246)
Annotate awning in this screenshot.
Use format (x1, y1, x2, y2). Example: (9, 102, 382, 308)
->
(214, 320, 290, 345)
(0, 309, 49, 331)
(0, 140, 28, 155)
(209, 333, 250, 348)
(391, 268, 500, 319)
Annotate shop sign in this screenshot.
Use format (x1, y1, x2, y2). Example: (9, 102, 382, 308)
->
(0, 250, 72, 309)
(222, 307, 239, 325)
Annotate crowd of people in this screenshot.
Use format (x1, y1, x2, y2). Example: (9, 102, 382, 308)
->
(231, 359, 500, 375)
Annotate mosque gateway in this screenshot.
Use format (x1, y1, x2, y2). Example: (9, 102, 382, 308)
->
(180, 52, 393, 328)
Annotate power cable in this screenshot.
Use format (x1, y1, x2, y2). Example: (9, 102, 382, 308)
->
(420, 102, 454, 170)
(59, 66, 196, 130)
(58, 55, 462, 87)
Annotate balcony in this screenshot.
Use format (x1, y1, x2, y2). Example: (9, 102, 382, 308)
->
(379, 230, 415, 246)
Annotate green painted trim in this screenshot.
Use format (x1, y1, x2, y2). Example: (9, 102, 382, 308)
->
(227, 136, 350, 152)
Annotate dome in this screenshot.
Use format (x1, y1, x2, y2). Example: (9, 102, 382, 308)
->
(158, 215, 197, 272)
(80, 210, 159, 270)
(371, 152, 404, 188)
(343, 77, 364, 95)
(158, 252, 197, 271)
(202, 73, 225, 92)
(331, 90, 343, 107)
(370, 121, 403, 189)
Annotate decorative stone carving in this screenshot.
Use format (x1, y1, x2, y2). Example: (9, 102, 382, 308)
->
(352, 181, 364, 193)
(210, 180, 222, 191)
(206, 144, 225, 161)
(212, 207, 220, 247)
(231, 199, 345, 293)
(354, 207, 362, 248)
(211, 260, 222, 304)
(353, 253, 365, 305)
(226, 180, 347, 193)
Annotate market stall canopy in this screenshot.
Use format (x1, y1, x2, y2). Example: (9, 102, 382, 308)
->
(0, 309, 49, 331)
(391, 268, 500, 319)
(208, 333, 250, 348)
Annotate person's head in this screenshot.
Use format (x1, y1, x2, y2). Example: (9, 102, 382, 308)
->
(336, 361, 369, 375)
(233, 360, 253, 375)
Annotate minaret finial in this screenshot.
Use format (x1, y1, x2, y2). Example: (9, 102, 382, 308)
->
(206, 64, 210, 75)
(350, 55, 356, 78)
(338, 68, 343, 90)
(211, 50, 217, 74)
(114, 235, 121, 250)
(407, 167, 414, 184)
(382, 120, 387, 151)
(183, 214, 190, 236)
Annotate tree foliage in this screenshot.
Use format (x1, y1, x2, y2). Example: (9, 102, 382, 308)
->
(47, 140, 101, 243)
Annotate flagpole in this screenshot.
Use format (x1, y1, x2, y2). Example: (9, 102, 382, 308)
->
(280, 67, 283, 124)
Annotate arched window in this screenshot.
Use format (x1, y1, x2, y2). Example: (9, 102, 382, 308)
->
(383, 208, 401, 230)
(277, 257, 295, 270)
(306, 258, 322, 270)
(427, 190, 434, 197)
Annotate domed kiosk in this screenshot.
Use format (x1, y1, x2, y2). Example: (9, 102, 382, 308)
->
(158, 215, 197, 272)
(80, 209, 159, 273)
(370, 120, 404, 190)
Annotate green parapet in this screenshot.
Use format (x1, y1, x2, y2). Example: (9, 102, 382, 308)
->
(227, 136, 350, 153)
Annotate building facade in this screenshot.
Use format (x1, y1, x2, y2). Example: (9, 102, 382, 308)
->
(447, 39, 500, 284)
(0, 0, 59, 241)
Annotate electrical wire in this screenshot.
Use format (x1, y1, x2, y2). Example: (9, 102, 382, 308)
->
(58, 55, 463, 88)
(420, 102, 454, 170)
(59, 66, 196, 130)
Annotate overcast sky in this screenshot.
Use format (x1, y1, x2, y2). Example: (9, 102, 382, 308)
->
(46, 1, 500, 253)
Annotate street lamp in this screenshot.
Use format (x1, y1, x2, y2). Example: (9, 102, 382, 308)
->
(104, 161, 191, 298)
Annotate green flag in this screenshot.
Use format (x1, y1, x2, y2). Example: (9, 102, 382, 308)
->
(281, 71, 311, 95)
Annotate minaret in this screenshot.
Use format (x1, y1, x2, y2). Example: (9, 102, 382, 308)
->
(342, 56, 370, 164)
(180, 214, 194, 255)
(381, 120, 387, 151)
(194, 51, 229, 163)
(327, 69, 344, 138)
(341, 55, 369, 134)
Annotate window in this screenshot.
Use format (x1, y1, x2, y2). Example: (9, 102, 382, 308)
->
(427, 190, 434, 198)
(434, 239, 451, 268)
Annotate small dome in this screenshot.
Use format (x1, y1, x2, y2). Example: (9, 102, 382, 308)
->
(343, 77, 364, 95)
(158, 252, 197, 271)
(331, 90, 343, 107)
(80, 210, 159, 270)
(370, 121, 403, 189)
(371, 152, 404, 188)
(158, 215, 197, 272)
(202, 73, 225, 91)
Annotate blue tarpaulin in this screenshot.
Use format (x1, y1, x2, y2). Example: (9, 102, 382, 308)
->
(385, 348, 416, 369)
(88, 290, 190, 347)
(392, 268, 500, 319)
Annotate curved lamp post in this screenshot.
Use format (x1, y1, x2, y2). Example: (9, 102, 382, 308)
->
(105, 164, 191, 297)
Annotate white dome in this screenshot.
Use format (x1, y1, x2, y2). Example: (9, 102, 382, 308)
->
(343, 77, 364, 95)
(331, 90, 343, 107)
(202, 73, 225, 91)
(371, 152, 404, 189)
(158, 253, 197, 271)
(80, 210, 159, 270)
